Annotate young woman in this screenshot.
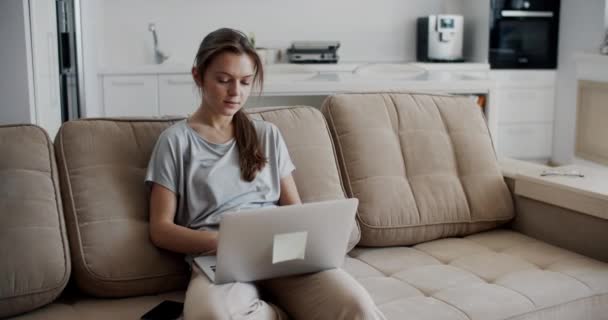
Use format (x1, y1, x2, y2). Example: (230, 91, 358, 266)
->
(145, 28, 384, 320)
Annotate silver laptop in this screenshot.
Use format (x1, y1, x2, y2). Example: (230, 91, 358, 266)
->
(194, 198, 358, 284)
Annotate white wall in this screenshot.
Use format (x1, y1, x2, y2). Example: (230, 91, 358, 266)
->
(80, 0, 104, 117)
(96, 0, 488, 67)
(458, 0, 490, 62)
(0, 0, 35, 125)
(606, 0, 608, 28)
(28, 0, 62, 138)
(552, 0, 606, 165)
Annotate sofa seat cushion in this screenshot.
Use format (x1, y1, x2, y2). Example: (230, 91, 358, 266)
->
(6, 291, 184, 320)
(322, 93, 514, 246)
(0, 125, 70, 318)
(345, 229, 608, 320)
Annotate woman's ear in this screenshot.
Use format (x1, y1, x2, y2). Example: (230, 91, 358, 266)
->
(192, 67, 202, 87)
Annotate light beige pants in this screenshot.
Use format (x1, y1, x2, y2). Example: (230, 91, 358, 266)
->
(183, 265, 385, 320)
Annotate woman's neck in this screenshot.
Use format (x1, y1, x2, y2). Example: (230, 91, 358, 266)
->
(191, 105, 233, 131)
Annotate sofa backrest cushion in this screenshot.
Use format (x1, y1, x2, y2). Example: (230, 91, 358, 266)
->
(249, 107, 348, 203)
(55, 106, 352, 297)
(322, 93, 514, 246)
(251, 107, 360, 250)
(0, 125, 70, 318)
(55, 118, 188, 297)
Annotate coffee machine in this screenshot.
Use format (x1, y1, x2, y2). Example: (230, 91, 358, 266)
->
(417, 15, 464, 62)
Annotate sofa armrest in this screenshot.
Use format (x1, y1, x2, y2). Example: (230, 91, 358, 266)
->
(499, 157, 550, 180)
(499, 157, 549, 198)
(501, 160, 608, 262)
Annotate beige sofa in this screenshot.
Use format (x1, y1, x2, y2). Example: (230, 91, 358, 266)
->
(2, 92, 607, 320)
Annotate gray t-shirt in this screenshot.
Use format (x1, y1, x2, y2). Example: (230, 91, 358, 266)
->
(145, 119, 295, 231)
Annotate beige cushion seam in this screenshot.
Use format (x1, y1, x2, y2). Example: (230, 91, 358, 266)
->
(355, 217, 513, 229)
(387, 93, 423, 224)
(419, 295, 473, 320)
(384, 274, 473, 320)
(45, 124, 70, 296)
(504, 293, 608, 320)
(431, 95, 473, 219)
(347, 257, 389, 277)
(544, 263, 596, 293)
(325, 98, 354, 198)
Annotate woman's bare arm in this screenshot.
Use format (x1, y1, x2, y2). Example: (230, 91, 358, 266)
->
(149, 183, 218, 255)
(279, 174, 302, 206)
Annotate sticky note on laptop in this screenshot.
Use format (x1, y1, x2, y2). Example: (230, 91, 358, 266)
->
(272, 231, 307, 264)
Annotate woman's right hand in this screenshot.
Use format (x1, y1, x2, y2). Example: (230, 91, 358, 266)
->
(149, 183, 220, 255)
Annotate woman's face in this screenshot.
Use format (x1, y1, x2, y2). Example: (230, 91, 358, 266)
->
(197, 52, 256, 117)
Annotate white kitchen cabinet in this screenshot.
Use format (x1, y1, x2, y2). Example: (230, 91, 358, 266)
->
(97, 63, 496, 130)
(158, 74, 199, 116)
(498, 123, 553, 159)
(102, 75, 158, 117)
(496, 87, 555, 123)
(491, 70, 556, 160)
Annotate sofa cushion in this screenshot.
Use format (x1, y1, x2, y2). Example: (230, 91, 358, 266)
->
(55, 117, 189, 297)
(345, 229, 608, 320)
(322, 93, 514, 246)
(6, 290, 184, 320)
(249, 106, 349, 204)
(55, 106, 355, 297)
(249, 107, 360, 249)
(0, 125, 70, 318)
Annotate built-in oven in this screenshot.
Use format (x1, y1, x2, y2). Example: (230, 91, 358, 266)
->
(489, 0, 561, 69)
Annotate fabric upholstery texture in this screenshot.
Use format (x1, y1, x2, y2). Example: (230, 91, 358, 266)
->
(0, 125, 70, 318)
(322, 93, 514, 246)
(249, 106, 360, 249)
(249, 106, 348, 204)
(55, 117, 189, 298)
(513, 195, 608, 263)
(6, 94, 608, 319)
(345, 229, 608, 320)
(6, 290, 184, 320)
(54, 106, 357, 298)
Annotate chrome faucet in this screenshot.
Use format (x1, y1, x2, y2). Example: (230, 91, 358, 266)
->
(601, 29, 608, 55)
(148, 23, 170, 64)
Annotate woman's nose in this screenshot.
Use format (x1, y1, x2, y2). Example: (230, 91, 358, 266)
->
(228, 81, 239, 96)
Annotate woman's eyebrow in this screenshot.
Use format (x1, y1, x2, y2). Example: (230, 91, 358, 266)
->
(215, 71, 254, 78)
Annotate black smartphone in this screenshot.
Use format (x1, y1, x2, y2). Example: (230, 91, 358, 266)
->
(141, 300, 184, 320)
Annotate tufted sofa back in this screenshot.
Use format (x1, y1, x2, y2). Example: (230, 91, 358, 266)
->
(53, 106, 352, 297)
(0, 125, 70, 318)
(322, 93, 514, 246)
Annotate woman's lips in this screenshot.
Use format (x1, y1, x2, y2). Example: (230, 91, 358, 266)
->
(224, 101, 240, 106)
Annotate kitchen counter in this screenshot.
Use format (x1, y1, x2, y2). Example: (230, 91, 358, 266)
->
(97, 61, 497, 142)
(98, 62, 491, 75)
(98, 62, 493, 96)
(261, 70, 492, 96)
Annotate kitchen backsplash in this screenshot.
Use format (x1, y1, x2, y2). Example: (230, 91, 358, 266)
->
(98, 0, 489, 66)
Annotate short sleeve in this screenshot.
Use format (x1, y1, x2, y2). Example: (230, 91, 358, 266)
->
(273, 125, 296, 178)
(145, 132, 180, 194)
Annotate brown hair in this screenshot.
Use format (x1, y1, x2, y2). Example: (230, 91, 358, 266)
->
(193, 28, 266, 182)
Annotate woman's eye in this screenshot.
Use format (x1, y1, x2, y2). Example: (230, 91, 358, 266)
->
(241, 81, 251, 86)
(218, 78, 230, 83)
